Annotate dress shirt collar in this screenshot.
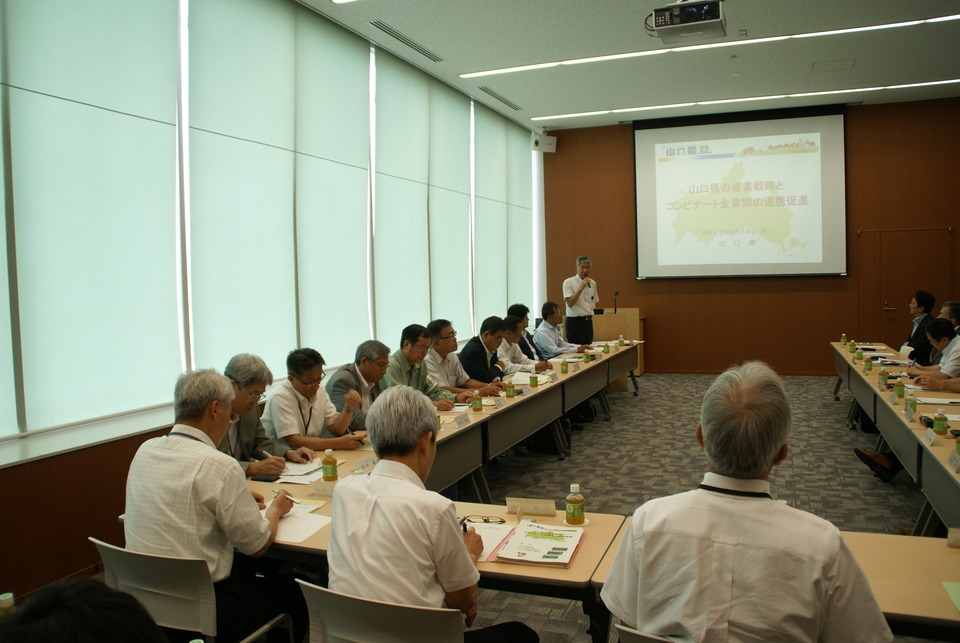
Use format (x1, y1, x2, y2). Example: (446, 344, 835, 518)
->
(169, 423, 216, 449)
(353, 363, 374, 394)
(428, 346, 454, 365)
(699, 472, 771, 498)
(371, 458, 425, 490)
(542, 320, 559, 333)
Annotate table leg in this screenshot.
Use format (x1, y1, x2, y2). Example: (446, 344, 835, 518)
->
(833, 375, 842, 401)
(597, 390, 612, 421)
(629, 370, 639, 397)
(582, 588, 611, 643)
(472, 468, 493, 504)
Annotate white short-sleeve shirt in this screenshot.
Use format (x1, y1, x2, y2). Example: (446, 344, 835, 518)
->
(601, 472, 892, 642)
(328, 459, 479, 608)
(563, 274, 598, 317)
(424, 347, 470, 388)
(261, 379, 339, 449)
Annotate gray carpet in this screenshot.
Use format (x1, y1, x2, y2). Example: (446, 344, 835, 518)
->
(464, 374, 942, 642)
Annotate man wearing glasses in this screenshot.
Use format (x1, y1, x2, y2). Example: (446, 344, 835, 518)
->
(386, 324, 472, 411)
(262, 348, 366, 452)
(326, 340, 392, 433)
(219, 353, 315, 476)
(424, 319, 503, 397)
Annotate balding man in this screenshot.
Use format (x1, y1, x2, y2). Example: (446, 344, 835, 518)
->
(602, 362, 891, 642)
(125, 369, 305, 641)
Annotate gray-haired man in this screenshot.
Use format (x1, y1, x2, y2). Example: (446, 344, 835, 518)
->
(601, 362, 891, 642)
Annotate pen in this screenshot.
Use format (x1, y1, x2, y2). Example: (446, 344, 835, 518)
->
(272, 489, 300, 504)
(459, 516, 467, 533)
(261, 450, 283, 461)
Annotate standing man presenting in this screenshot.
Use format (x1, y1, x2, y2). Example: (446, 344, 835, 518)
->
(563, 256, 598, 345)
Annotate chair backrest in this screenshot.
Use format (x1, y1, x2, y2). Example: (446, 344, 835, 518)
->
(615, 623, 675, 642)
(296, 579, 464, 643)
(89, 537, 217, 637)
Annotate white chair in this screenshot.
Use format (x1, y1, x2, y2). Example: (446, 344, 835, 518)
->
(615, 623, 674, 642)
(296, 578, 464, 642)
(89, 537, 292, 643)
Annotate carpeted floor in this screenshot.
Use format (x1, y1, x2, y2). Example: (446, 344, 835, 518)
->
(464, 373, 943, 642)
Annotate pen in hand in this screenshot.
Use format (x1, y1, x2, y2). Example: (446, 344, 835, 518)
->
(272, 489, 300, 504)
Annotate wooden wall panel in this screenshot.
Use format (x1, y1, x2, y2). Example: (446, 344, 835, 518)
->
(543, 98, 960, 375)
(0, 427, 168, 598)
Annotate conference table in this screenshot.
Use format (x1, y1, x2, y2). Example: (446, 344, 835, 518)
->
(832, 341, 960, 534)
(250, 477, 626, 643)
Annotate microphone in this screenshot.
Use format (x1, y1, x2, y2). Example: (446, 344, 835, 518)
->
(614, 290, 619, 314)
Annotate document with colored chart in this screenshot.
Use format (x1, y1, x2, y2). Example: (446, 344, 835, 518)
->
(494, 520, 584, 568)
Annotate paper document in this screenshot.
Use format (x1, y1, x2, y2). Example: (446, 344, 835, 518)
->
(260, 504, 331, 543)
(495, 520, 584, 567)
(468, 523, 516, 561)
(914, 397, 960, 405)
(278, 461, 344, 484)
(280, 461, 322, 476)
(946, 414, 960, 422)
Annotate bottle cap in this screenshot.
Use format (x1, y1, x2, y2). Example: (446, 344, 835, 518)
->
(0, 593, 13, 608)
(325, 449, 333, 455)
(937, 408, 944, 414)
(570, 483, 580, 494)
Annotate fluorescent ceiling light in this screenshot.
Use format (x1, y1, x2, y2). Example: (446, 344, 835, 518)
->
(460, 13, 960, 79)
(531, 79, 960, 122)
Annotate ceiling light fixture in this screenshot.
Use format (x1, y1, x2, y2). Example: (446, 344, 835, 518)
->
(529, 78, 960, 121)
(461, 13, 960, 79)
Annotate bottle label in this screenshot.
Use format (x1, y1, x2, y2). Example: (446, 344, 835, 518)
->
(472, 398, 482, 411)
(933, 419, 948, 435)
(505, 384, 516, 398)
(560, 362, 568, 374)
(322, 463, 337, 480)
(566, 502, 584, 522)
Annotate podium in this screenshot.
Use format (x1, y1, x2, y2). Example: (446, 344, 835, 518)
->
(594, 308, 644, 390)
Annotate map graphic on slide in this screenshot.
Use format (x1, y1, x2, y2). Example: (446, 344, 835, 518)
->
(655, 134, 823, 266)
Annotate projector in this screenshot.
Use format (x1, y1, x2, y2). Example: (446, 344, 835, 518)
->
(653, 1, 726, 44)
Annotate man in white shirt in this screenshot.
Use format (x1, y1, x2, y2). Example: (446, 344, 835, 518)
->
(125, 369, 305, 641)
(562, 256, 598, 344)
(533, 301, 589, 359)
(424, 319, 502, 397)
(602, 362, 891, 642)
(328, 385, 538, 642)
(498, 315, 551, 374)
(261, 347, 366, 452)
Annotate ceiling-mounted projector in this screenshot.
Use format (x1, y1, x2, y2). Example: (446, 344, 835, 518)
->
(653, 1, 726, 44)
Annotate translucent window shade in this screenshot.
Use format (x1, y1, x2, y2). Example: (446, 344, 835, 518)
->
(374, 52, 431, 343)
(295, 10, 371, 171)
(4, 0, 179, 431)
(296, 156, 371, 365)
(12, 92, 181, 430)
(188, 131, 298, 376)
(473, 105, 509, 328)
(188, 0, 296, 149)
(427, 80, 471, 326)
(0, 133, 16, 437)
(295, 9, 372, 366)
(189, 0, 298, 379)
(2, 0, 177, 124)
(506, 125, 534, 309)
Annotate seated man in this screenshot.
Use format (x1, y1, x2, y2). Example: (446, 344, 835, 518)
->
(602, 362, 891, 642)
(507, 303, 547, 361)
(907, 318, 960, 381)
(328, 385, 538, 643)
(262, 348, 366, 452)
(124, 369, 305, 642)
(902, 290, 936, 366)
(857, 319, 960, 481)
(533, 301, 589, 359)
(386, 324, 472, 410)
(499, 315, 551, 374)
(220, 353, 314, 476)
(424, 319, 502, 396)
(325, 340, 391, 433)
(457, 316, 510, 384)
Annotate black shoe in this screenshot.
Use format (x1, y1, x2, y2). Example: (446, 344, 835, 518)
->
(854, 448, 896, 482)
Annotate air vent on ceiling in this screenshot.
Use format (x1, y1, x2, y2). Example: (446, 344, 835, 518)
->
(369, 20, 444, 62)
(478, 86, 522, 111)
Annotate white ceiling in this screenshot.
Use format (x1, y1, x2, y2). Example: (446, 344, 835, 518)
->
(298, 0, 960, 131)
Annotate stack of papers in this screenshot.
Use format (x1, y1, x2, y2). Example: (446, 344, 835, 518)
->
(259, 503, 330, 543)
(494, 520, 584, 568)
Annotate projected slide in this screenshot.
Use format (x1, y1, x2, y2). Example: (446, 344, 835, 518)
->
(635, 112, 846, 279)
(656, 134, 821, 265)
